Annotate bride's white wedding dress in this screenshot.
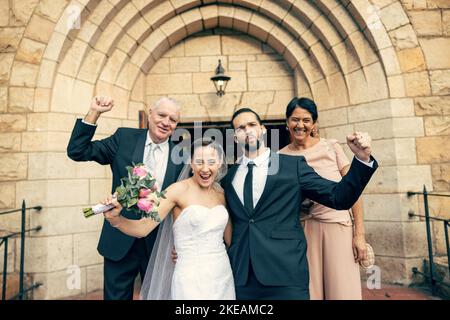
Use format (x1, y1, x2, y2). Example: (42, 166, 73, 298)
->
(171, 204, 236, 300)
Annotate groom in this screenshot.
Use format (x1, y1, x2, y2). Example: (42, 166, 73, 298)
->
(222, 108, 378, 300)
(67, 96, 184, 299)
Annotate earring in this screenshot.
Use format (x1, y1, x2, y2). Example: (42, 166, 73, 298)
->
(286, 126, 289, 131)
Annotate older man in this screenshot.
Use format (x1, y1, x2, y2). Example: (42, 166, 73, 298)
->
(67, 96, 184, 300)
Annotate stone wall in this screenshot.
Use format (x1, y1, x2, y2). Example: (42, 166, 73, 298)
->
(146, 30, 294, 122)
(0, 0, 448, 298)
(401, 0, 450, 257)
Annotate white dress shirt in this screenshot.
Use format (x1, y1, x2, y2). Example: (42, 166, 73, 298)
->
(143, 134, 169, 191)
(232, 148, 271, 208)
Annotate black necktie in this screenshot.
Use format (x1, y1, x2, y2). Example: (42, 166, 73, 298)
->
(244, 162, 255, 214)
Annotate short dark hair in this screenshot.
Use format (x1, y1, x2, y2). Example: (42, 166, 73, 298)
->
(230, 108, 262, 129)
(285, 97, 318, 122)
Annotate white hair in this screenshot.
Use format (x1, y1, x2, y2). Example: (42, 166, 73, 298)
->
(151, 97, 181, 112)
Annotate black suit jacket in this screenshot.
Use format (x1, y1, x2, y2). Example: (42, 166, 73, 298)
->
(67, 119, 184, 261)
(222, 151, 377, 287)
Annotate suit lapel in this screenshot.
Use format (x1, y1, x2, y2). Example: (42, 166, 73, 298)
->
(224, 164, 252, 218)
(132, 130, 148, 165)
(253, 151, 279, 216)
(161, 141, 177, 190)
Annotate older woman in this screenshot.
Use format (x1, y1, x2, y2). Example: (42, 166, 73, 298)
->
(278, 97, 367, 300)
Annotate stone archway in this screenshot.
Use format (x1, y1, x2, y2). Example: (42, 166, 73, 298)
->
(1, 0, 441, 298)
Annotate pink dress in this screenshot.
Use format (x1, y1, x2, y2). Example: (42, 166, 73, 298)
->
(298, 138, 362, 300)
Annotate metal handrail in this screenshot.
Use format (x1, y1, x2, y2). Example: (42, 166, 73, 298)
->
(407, 185, 450, 296)
(1, 200, 42, 300)
(0, 206, 42, 215)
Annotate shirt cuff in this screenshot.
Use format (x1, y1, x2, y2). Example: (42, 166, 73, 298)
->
(81, 119, 97, 127)
(355, 156, 374, 168)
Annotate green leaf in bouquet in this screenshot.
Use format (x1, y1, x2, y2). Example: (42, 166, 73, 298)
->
(127, 197, 138, 208)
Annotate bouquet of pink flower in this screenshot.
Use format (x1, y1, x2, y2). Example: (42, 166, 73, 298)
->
(82, 163, 165, 221)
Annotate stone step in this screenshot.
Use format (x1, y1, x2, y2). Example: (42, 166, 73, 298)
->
(423, 256, 450, 299)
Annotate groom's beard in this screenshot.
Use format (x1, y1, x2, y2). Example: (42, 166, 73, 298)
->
(243, 136, 263, 153)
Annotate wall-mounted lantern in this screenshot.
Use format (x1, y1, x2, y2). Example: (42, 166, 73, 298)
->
(210, 59, 231, 97)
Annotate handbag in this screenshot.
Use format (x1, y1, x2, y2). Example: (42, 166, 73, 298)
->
(360, 243, 375, 269)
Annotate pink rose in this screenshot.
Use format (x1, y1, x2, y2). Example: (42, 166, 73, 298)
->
(139, 188, 151, 198)
(137, 198, 153, 213)
(132, 166, 148, 179)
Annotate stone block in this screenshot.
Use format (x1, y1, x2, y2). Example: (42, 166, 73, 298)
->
(0, 132, 20, 152)
(415, 96, 450, 116)
(424, 116, 450, 136)
(89, 179, 112, 204)
(59, 39, 88, 78)
(248, 76, 293, 91)
(266, 90, 294, 120)
(363, 192, 419, 222)
(86, 264, 103, 293)
(430, 70, 450, 95)
(404, 71, 431, 97)
(200, 56, 227, 73)
(16, 38, 46, 64)
(36, 0, 68, 23)
(21, 235, 73, 273)
(185, 35, 221, 56)
(397, 47, 426, 73)
(0, 153, 27, 181)
(28, 152, 76, 180)
(21, 131, 71, 152)
(320, 124, 354, 143)
(318, 108, 348, 127)
(431, 163, 450, 191)
(420, 38, 450, 70)
(0, 54, 15, 85)
(149, 58, 170, 74)
(46, 179, 89, 207)
(147, 73, 192, 95)
(390, 24, 419, 50)
(247, 60, 291, 78)
(8, 87, 34, 112)
(34, 88, 51, 112)
(37, 59, 57, 88)
(355, 117, 424, 139)
(170, 57, 200, 73)
(0, 27, 25, 53)
(409, 10, 442, 36)
(365, 165, 433, 193)
(9, 61, 39, 87)
(77, 50, 107, 84)
(348, 98, 414, 123)
(199, 92, 242, 122)
(417, 136, 450, 163)
(0, 86, 6, 112)
(222, 35, 262, 55)
(365, 221, 428, 258)
(73, 232, 103, 267)
(0, 114, 26, 132)
(30, 205, 103, 237)
(380, 1, 410, 30)
(0, 0, 9, 26)
(0, 182, 15, 209)
(32, 267, 87, 299)
(444, 10, 450, 35)
(24, 14, 55, 43)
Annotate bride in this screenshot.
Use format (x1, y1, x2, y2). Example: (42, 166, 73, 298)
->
(101, 137, 236, 300)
